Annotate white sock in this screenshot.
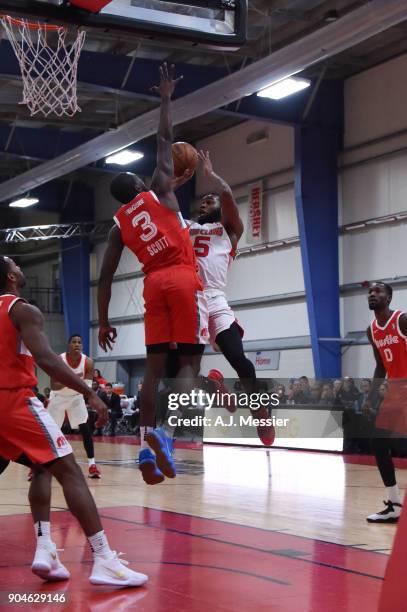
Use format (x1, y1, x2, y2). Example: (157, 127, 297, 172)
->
(387, 484, 402, 505)
(34, 521, 52, 547)
(88, 530, 113, 559)
(88, 458, 96, 466)
(140, 426, 154, 450)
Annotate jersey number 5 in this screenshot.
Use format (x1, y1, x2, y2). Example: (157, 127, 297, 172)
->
(383, 347, 393, 363)
(193, 235, 210, 257)
(132, 212, 158, 242)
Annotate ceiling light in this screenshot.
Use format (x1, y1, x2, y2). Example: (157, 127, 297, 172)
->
(9, 197, 39, 208)
(257, 77, 311, 100)
(105, 149, 144, 165)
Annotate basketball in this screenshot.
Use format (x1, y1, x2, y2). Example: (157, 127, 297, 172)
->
(172, 142, 199, 177)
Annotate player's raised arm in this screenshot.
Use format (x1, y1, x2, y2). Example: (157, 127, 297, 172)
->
(97, 225, 124, 352)
(199, 150, 243, 241)
(150, 63, 183, 209)
(9, 301, 107, 423)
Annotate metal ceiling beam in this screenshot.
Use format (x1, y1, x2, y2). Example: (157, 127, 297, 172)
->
(0, 0, 406, 202)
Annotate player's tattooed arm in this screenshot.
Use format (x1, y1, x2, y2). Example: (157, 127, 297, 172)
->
(365, 325, 387, 409)
(97, 225, 123, 352)
(198, 150, 244, 242)
(150, 63, 183, 209)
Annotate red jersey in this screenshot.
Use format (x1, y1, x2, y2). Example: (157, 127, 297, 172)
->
(371, 310, 407, 379)
(0, 294, 37, 389)
(114, 191, 196, 275)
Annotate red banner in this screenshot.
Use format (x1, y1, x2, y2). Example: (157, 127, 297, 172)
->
(247, 181, 263, 244)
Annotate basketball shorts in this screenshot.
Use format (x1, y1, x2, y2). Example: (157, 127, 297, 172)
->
(143, 264, 209, 346)
(0, 388, 72, 464)
(206, 292, 244, 343)
(48, 392, 89, 429)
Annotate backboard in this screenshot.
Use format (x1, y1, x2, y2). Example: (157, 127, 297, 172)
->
(0, 0, 247, 50)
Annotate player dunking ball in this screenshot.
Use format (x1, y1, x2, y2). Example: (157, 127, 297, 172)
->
(187, 151, 274, 445)
(98, 64, 208, 485)
(47, 334, 101, 479)
(0, 255, 147, 587)
(365, 282, 405, 522)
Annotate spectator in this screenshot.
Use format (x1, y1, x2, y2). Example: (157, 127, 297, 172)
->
(310, 382, 322, 404)
(333, 379, 343, 401)
(288, 379, 309, 404)
(339, 377, 360, 406)
(276, 384, 287, 405)
(105, 383, 123, 436)
(319, 383, 335, 406)
(89, 380, 109, 435)
(93, 368, 107, 387)
(134, 381, 143, 411)
(299, 376, 312, 403)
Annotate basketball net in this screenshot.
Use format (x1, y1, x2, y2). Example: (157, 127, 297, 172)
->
(1, 15, 86, 117)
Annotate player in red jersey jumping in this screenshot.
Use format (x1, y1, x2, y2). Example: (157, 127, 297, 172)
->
(0, 255, 147, 587)
(98, 63, 208, 485)
(365, 282, 407, 523)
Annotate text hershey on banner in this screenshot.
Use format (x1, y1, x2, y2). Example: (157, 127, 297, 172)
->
(247, 181, 263, 244)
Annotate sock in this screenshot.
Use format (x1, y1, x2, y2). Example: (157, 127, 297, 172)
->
(387, 484, 402, 505)
(88, 530, 113, 559)
(34, 521, 52, 547)
(140, 426, 153, 450)
(88, 458, 96, 467)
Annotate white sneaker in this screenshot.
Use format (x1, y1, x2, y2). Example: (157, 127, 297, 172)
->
(367, 500, 402, 523)
(31, 542, 70, 582)
(89, 552, 148, 587)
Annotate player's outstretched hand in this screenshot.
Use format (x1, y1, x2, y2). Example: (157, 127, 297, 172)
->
(88, 392, 108, 428)
(198, 150, 214, 176)
(172, 168, 194, 190)
(151, 62, 183, 98)
(98, 325, 117, 352)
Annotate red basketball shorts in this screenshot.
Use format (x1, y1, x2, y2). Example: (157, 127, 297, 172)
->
(143, 264, 209, 346)
(0, 388, 72, 464)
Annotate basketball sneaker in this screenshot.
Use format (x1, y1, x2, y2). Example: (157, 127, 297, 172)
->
(207, 369, 236, 413)
(138, 448, 165, 485)
(88, 464, 102, 479)
(31, 542, 70, 582)
(366, 500, 402, 523)
(145, 428, 176, 478)
(251, 406, 275, 446)
(89, 552, 148, 587)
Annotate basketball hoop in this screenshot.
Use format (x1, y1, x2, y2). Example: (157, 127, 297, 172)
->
(1, 15, 86, 117)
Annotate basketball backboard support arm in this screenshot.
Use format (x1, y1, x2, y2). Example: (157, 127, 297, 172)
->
(0, 0, 247, 51)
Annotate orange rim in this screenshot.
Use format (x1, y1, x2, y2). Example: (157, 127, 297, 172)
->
(3, 15, 65, 31)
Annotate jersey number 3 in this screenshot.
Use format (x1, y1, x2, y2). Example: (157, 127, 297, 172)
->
(193, 235, 210, 257)
(132, 212, 158, 242)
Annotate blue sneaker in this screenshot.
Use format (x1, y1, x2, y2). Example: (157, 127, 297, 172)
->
(145, 428, 176, 479)
(138, 448, 164, 485)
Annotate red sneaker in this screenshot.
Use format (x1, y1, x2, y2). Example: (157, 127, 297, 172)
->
(251, 407, 275, 446)
(27, 469, 33, 482)
(207, 369, 236, 413)
(88, 464, 101, 479)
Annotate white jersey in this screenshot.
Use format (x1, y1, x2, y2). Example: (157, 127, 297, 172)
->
(189, 221, 235, 296)
(54, 352, 87, 397)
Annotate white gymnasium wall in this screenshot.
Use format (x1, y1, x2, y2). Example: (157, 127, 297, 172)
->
(341, 52, 407, 377)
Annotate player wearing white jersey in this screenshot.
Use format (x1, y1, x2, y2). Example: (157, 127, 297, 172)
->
(48, 335, 101, 479)
(187, 151, 275, 446)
